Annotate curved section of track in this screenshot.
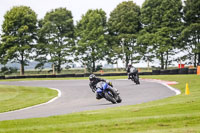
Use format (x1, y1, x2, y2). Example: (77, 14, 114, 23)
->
(0, 79, 177, 121)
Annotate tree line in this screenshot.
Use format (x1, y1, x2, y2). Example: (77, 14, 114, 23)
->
(0, 0, 199, 75)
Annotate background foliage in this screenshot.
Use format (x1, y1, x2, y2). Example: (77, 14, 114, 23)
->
(0, 0, 199, 74)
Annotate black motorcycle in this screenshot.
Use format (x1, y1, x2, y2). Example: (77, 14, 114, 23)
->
(129, 73, 140, 84)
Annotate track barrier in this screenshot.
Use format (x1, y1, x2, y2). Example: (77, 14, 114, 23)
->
(1, 68, 198, 80)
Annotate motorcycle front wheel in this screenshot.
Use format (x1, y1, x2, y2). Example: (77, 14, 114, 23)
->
(116, 95, 122, 103)
(104, 91, 117, 104)
(135, 76, 140, 84)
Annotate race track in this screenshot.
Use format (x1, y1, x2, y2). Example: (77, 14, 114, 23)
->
(0, 79, 177, 121)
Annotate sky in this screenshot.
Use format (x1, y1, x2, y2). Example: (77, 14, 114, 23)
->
(0, 0, 144, 30)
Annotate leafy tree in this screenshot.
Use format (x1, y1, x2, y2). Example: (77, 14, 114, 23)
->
(137, 30, 155, 67)
(75, 9, 107, 72)
(0, 35, 3, 62)
(181, 0, 200, 66)
(139, 0, 183, 69)
(107, 1, 142, 68)
(37, 8, 74, 73)
(0, 6, 37, 75)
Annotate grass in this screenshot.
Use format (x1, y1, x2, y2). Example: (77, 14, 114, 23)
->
(0, 75, 200, 133)
(0, 85, 58, 113)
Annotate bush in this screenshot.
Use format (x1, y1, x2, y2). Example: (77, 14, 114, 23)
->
(96, 65, 102, 72)
(1, 66, 18, 75)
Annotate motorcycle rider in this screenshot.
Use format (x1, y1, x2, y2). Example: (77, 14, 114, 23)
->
(126, 64, 138, 79)
(89, 74, 118, 99)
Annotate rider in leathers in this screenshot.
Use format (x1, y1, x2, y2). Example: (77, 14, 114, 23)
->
(126, 64, 138, 79)
(89, 74, 118, 99)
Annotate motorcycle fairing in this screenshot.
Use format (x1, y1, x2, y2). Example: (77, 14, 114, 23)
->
(96, 88, 103, 93)
(102, 82, 108, 90)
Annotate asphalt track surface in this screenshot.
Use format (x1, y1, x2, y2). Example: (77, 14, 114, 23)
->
(0, 79, 176, 121)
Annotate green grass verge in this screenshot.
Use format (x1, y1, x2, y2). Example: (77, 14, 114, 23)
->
(0, 85, 58, 113)
(0, 75, 200, 133)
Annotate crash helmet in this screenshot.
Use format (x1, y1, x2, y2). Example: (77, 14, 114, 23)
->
(89, 74, 96, 81)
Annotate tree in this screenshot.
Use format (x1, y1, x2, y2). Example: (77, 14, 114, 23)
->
(37, 8, 74, 73)
(1, 6, 37, 75)
(75, 9, 107, 72)
(107, 1, 142, 68)
(181, 0, 200, 66)
(139, 0, 183, 69)
(0, 35, 3, 62)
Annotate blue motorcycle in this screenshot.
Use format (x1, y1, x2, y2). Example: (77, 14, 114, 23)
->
(96, 82, 122, 104)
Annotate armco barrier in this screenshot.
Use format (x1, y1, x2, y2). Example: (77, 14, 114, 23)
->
(101, 73, 127, 76)
(75, 74, 84, 77)
(102, 73, 111, 76)
(45, 75, 56, 78)
(35, 75, 47, 78)
(84, 73, 91, 77)
(5, 76, 24, 79)
(160, 70, 170, 75)
(152, 70, 160, 75)
(188, 69, 197, 74)
(1, 68, 197, 80)
(139, 72, 152, 75)
(170, 69, 179, 74)
(179, 68, 188, 74)
(114, 73, 127, 76)
(27, 75, 47, 78)
(0, 76, 5, 79)
(56, 74, 75, 78)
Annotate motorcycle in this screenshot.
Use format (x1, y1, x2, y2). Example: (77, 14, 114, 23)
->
(129, 73, 140, 85)
(96, 81, 122, 104)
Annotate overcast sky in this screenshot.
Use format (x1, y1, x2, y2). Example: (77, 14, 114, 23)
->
(0, 0, 144, 30)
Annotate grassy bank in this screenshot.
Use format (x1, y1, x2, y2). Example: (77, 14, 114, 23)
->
(0, 85, 57, 113)
(0, 75, 200, 133)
